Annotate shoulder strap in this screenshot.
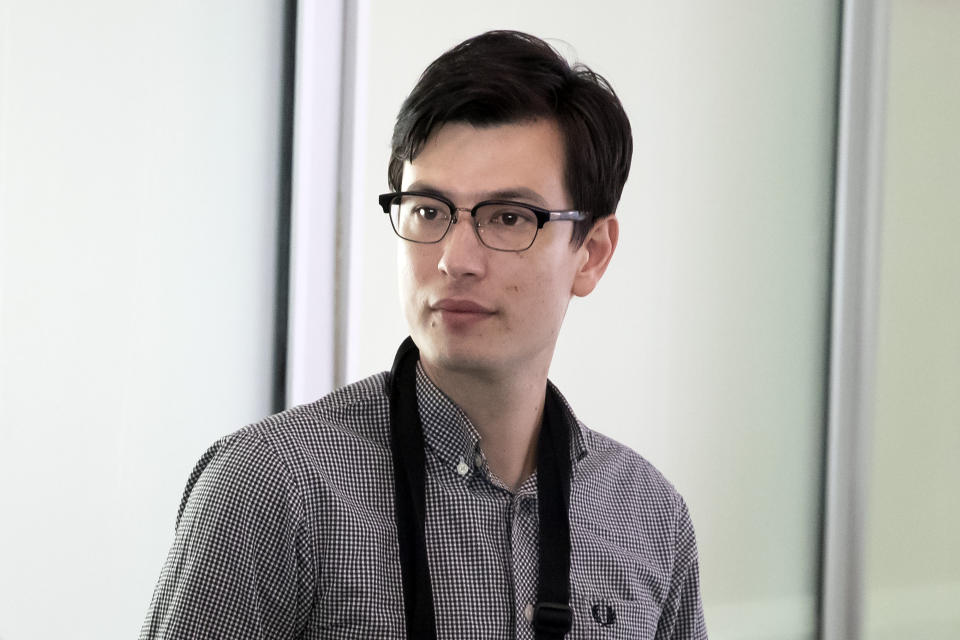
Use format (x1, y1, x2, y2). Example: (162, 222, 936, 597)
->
(533, 387, 573, 639)
(389, 337, 437, 639)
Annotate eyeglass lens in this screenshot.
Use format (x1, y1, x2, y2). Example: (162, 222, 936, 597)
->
(389, 194, 539, 251)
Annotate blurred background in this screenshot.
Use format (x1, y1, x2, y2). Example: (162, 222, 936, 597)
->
(0, 1, 956, 639)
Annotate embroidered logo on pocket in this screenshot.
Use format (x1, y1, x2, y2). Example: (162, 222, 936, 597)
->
(591, 602, 617, 627)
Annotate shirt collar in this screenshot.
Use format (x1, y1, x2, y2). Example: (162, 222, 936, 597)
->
(414, 362, 589, 479)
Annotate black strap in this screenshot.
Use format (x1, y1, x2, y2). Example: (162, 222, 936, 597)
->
(389, 337, 437, 639)
(388, 337, 572, 639)
(533, 388, 573, 639)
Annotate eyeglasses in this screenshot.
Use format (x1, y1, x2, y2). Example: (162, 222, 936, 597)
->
(378, 191, 585, 252)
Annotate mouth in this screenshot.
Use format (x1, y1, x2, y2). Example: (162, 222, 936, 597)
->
(429, 298, 496, 326)
(431, 298, 495, 314)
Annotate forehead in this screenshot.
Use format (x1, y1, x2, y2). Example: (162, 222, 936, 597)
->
(400, 119, 569, 206)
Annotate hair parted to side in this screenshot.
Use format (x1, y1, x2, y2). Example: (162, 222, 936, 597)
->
(388, 30, 633, 246)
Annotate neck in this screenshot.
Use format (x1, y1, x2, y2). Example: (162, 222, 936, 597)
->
(421, 359, 549, 492)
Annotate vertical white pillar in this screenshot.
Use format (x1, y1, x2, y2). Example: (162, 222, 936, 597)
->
(821, 1, 890, 638)
(336, 0, 370, 388)
(286, 0, 369, 402)
(285, 0, 345, 405)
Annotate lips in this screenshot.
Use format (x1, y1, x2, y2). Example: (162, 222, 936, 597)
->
(431, 298, 495, 314)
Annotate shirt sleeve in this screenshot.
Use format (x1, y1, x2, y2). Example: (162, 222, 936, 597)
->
(655, 496, 708, 639)
(139, 431, 316, 639)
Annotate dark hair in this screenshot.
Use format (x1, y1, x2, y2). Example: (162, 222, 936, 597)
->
(388, 30, 633, 246)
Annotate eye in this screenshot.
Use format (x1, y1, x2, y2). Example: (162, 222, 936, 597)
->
(414, 206, 440, 221)
(488, 207, 536, 227)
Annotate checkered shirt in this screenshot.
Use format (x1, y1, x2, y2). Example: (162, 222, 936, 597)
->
(140, 364, 707, 639)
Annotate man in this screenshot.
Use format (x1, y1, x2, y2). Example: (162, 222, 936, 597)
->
(141, 30, 706, 639)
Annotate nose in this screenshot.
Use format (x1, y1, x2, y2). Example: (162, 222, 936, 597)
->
(437, 210, 486, 279)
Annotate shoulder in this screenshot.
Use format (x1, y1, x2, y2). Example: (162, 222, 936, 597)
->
(242, 371, 392, 464)
(577, 426, 682, 507)
(246, 371, 392, 452)
(177, 372, 393, 522)
(549, 381, 688, 531)
(571, 424, 696, 559)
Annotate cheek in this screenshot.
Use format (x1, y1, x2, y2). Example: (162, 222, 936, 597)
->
(398, 245, 423, 285)
(398, 246, 438, 310)
(532, 262, 578, 318)
(397, 248, 419, 311)
(506, 268, 569, 316)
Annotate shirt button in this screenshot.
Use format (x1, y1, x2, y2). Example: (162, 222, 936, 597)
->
(456, 461, 469, 476)
(524, 603, 534, 623)
(474, 452, 484, 468)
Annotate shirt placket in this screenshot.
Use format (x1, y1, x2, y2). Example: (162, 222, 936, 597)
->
(510, 483, 540, 640)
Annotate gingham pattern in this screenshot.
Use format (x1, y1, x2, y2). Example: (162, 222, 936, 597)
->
(140, 364, 707, 639)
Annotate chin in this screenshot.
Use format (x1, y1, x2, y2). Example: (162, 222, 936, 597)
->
(415, 334, 499, 374)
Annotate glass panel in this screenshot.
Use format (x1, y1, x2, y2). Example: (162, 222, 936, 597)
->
(0, 4, 286, 638)
(864, 1, 960, 638)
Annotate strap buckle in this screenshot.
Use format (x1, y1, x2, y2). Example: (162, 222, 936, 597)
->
(533, 601, 573, 634)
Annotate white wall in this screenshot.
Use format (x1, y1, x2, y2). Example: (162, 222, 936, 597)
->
(0, 2, 285, 638)
(350, 2, 839, 638)
(864, 1, 960, 637)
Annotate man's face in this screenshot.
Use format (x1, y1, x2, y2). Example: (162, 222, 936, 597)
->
(398, 119, 593, 379)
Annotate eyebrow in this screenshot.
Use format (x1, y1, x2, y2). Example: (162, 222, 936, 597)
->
(404, 182, 549, 207)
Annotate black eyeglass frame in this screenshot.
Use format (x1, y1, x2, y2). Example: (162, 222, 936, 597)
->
(378, 191, 586, 252)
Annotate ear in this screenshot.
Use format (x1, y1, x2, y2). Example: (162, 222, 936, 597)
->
(572, 216, 619, 298)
